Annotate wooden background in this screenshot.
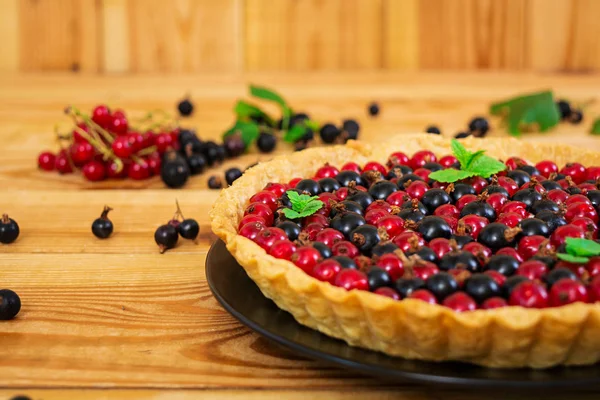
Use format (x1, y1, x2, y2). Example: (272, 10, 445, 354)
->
(2, 0, 600, 73)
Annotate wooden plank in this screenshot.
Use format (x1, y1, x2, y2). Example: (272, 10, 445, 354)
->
(102, 0, 130, 73)
(526, 0, 572, 72)
(567, 0, 600, 72)
(383, 0, 419, 69)
(18, 0, 100, 72)
(0, 0, 19, 71)
(125, 0, 242, 73)
(245, 0, 383, 70)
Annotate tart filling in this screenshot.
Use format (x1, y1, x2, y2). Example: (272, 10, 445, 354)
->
(210, 134, 600, 368)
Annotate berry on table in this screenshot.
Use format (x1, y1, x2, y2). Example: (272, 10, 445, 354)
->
(224, 134, 246, 157)
(0, 289, 21, 320)
(179, 219, 200, 241)
(341, 119, 360, 141)
(155, 224, 179, 253)
(91, 206, 114, 239)
(82, 161, 106, 182)
(368, 102, 380, 117)
(225, 167, 243, 186)
(319, 124, 340, 144)
(468, 116, 490, 137)
(425, 125, 441, 135)
(0, 214, 20, 244)
(161, 152, 190, 189)
(556, 99, 571, 120)
(569, 109, 583, 124)
(177, 97, 194, 117)
(257, 132, 277, 153)
(208, 176, 223, 189)
(37, 151, 56, 171)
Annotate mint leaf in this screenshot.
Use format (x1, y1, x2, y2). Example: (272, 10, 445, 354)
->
(282, 208, 305, 219)
(429, 169, 475, 183)
(283, 124, 308, 143)
(222, 120, 260, 146)
(283, 190, 323, 219)
(304, 120, 320, 131)
(451, 139, 471, 167)
(286, 190, 303, 204)
(467, 154, 507, 178)
(490, 91, 560, 136)
(591, 118, 600, 135)
(301, 199, 323, 216)
(234, 100, 273, 125)
(557, 253, 590, 264)
(250, 85, 291, 121)
(565, 238, 600, 257)
(464, 150, 486, 170)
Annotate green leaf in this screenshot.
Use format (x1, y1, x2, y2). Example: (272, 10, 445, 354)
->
(464, 150, 486, 170)
(557, 253, 590, 264)
(467, 154, 507, 178)
(490, 91, 560, 136)
(591, 118, 600, 135)
(234, 100, 273, 125)
(249, 84, 292, 121)
(283, 124, 308, 143)
(565, 237, 600, 257)
(283, 190, 323, 219)
(451, 139, 471, 167)
(222, 120, 260, 146)
(304, 119, 320, 131)
(281, 208, 305, 219)
(301, 200, 324, 216)
(429, 169, 476, 183)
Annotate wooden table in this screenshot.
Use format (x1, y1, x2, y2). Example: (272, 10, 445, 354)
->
(1, 72, 600, 400)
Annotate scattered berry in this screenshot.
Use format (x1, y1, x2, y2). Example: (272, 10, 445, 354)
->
(0, 214, 20, 244)
(0, 289, 21, 320)
(177, 98, 194, 117)
(91, 206, 114, 239)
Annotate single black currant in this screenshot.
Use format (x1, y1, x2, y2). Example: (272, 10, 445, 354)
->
(179, 218, 200, 241)
(449, 183, 476, 202)
(464, 273, 500, 304)
(225, 167, 243, 186)
(350, 225, 380, 255)
(330, 213, 366, 238)
(507, 170, 531, 187)
(91, 206, 114, 239)
(421, 188, 451, 214)
(566, 186, 583, 195)
(386, 165, 412, 179)
(535, 210, 567, 233)
(468, 117, 490, 137)
(368, 181, 398, 200)
(155, 224, 179, 253)
(341, 119, 360, 141)
(177, 98, 194, 116)
(425, 125, 441, 135)
(460, 200, 496, 222)
(224, 135, 246, 157)
(368, 267, 392, 291)
(0, 289, 21, 320)
(319, 123, 340, 144)
(178, 129, 197, 147)
(296, 179, 321, 196)
(347, 191, 374, 210)
(426, 272, 458, 301)
(516, 165, 539, 176)
(201, 141, 224, 166)
(418, 216, 452, 241)
(290, 113, 310, 127)
(332, 255, 357, 269)
(478, 223, 520, 251)
(368, 102, 380, 117)
(396, 277, 426, 298)
(485, 185, 509, 196)
(439, 251, 480, 273)
(586, 190, 600, 208)
(161, 151, 190, 189)
(450, 232, 474, 247)
(0, 214, 20, 244)
(518, 218, 550, 237)
(311, 242, 332, 259)
(277, 221, 301, 241)
(187, 153, 207, 175)
(530, 198, 560, 214)
(257, 132, 277, 153)
(569, 109, 583, 124)
(398, 208, 425, 223)
(541, 180, 562, 191)
(422, 162, 443, 172)
(542, 268, 578, 288)
(371, 242, 399, 257)
(208, 176, 223, 190)
(512, 188, 542, 209)
(485, 254, 518, 276)
(396, 173, 424, 188)
(318, 177, 341, 193)
(329, 200, 364, 218)
(336, 171, 366, 187)
(556, 99, 571, 120)
(529, 254, 558, 269)
(406, 246, 438, 263)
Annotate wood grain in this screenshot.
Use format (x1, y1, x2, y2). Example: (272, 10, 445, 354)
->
(1, 72, 600, 397)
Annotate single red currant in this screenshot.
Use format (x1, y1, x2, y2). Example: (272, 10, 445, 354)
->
(547, 189, 569, 205)
(341, 162, 362, 173)
(434, 204, 460, 219)
(560, 163, 587, 184)
(586, 257, 600, 278)
(481, 297, 508, 309)
(550, 224, 585, 248)
(376, 215, 405, 237)
(375, 253, 404, 281)
(332, 241, 360, 258)
(314, 228, 344, 246)
(409, 289, 438, 304)
(315, 163, 339, 179)
(239, 222, 265, 240)
(312, 259, 342, 284)
(509, 281, 548, 308)
(517, 235, 549, 260)
(374, 287, 401, 300)
(363, 161, 386, 175)
(249, 191, 279, 211)
(496, 212, 523, 228)
(38, 151, 56, 171)
(244, 202, 274, 226)
(495, 247, 524, 262)
(333, 269, 369, 291)
(238, 214, 266, 230)
(111, 136, 134, 158)
(549, 278, 588, 307)
(483, 270, 506, 287)
(54, 151, 73, 174)
(255, 227, 288, 252)
(92, 104, 112, 128)
(439, 155, 458, 167)
(263, 182, 288, 197)
(386, 152, 409, 167)
(82, 160, 106, 181)
(535, 160, 558, 177)
(516, 260, 548, 280)
(442, 292, 477, 312)
(268, 240, 297, 260)
(70, 142, 95, 165)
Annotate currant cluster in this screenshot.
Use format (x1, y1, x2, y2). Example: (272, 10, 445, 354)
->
(238, 151, 600, 311)
(317, 119, 360, 146)
(154, 201, 200, 253)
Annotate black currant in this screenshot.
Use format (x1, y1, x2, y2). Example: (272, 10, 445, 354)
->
(368, 267, 392, 291)
(518, 218, 550, 237)
(277, 221, 301, 241)
(566, 186, 583, 195)
(542, 268, 578, 288)
(319, 123, 340, 144)
(368, 181, 398, 200)
(418, 216, 452, 241)
(468, 117, 490, 137)
(541, 180, 562, 191)
(516, 165, 539, 176)
(225, 167, 243, 186)
(201, 141, 224, 166)
(178, 129, 197, 147)
(507, 170, 531, 187)
(368, 102, 380, 117)
(179, 219, 200, 241)
(398, 208, 425, 223)
(478, 223, 520, 251)
(426, 272, 458, 301)
(530, 198, 560, 214)
(155, 224, 179, 253)
(529, 254, 558, 269)
(569, 109, 583, 124)
(449, 183, 476, 202)
(330, 213, 366, 238)
(587, 190, 600, 208)
(485, 185, 509, 196)
(0, 214, 20, 244)
(502, 275, 529, 298)
(485, 254, 518, 276)
(0, 289, 21, 320)
(460, 200, 496, 222)
(439, 251, 480, 273)
(290, 112, 310, 127)
(450, 233, 474, 247)
(556, 99, 571, 120)
(177, 98, 194, 116)
(318, 177, 341, 193)
(395, 278, 425, 298)
(91, 206, 114, 239)
(423, 162, 443, 172)
(296, 179, 321, 196)
(396, 173, 424, 188)
(512, 188, 542, 210)
(329, 200, 364, 218)
(371, 242, 399, 257)
(224, 135, 246, 157)
(161, 152, 190, 189)
(257, 132, 277, 153)
(208, 176, 223, 190)
(311, 242, 332, 258)
(336, 171, 366, 187)
(464, 273, 500, 303)
(350, 225, 380, 255)
(535, 210, 567, 233)
(347, 191, 374, 210)
(386, 165, 413, 179)
(421, 188, 451, 213)
(406, 246, 437, 263)
(341, 119, 360, 141)
(331, 255, 357, 269)
(187, 153, 207, 175)
(425, 125, 441, 135)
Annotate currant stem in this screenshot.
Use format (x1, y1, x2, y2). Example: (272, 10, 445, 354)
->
(136, 145, 158, 157)
(175, 199, 185, 220)
(1, 214, 9, 224)
(68, 106, 115, 144)
(100, 205, 113, 219)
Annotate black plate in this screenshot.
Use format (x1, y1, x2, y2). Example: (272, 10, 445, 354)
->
(206, 239, 600, 390)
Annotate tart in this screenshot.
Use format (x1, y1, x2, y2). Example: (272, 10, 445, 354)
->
(210, 133, 600, 368)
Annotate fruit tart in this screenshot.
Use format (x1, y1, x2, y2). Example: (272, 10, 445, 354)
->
(210, 133, 600, 368)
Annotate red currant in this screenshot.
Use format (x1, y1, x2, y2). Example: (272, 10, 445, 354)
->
(376, 215, 405, 237)
(374, 287, 400, 300)
(263, 182, 288, 197)
(586, 166, 600, 181)
(496, 212, 523, 228)
(156, 133, 175, 153)
(127, 132, 145, 152)
(147, 153, 162, 176)
(570, 217, 598, 239)
(464, 176, 488, 194)
(92, 105, 111, 128)
(516, 260, 548, 280)
(550, 224, 585, 247)
(409, 289, 438, 304)
(288, 177, 302, 187)
(456, 194, 478, 211)
(405, 180, 429, 200)
(434, 204, 460, 219)
(239, 222, 265, 240)
(249, 191, 279, 211)
(586, 257, 600, 278)
(255, 227, 287, 252)
(481, 297, 508, 309)
(106, 159, 128, 179)
(109, 109, 128, 135)
(314, 228, 344, 246)
(302, 223, 324, 241)
(392, 231, 425, 252)
(332, 241, 360, 258)
(409, 150, 437, 170)
(341, 162, 362, 173)
(547, 189, 569, 205)
(495, 247, 524, 262)
(497, 176, 519, 197)
(535, 160, 558, 177)
(565, 202, 598, 224)
(366, 209, 390, 225)
(428, 238, 453, 259)
(111, 136, 133, 158)
(588, 276, 600, 302)
(334, 269, 368, 291)
(315, 163, 339, 179)
(268, 240, 297, 260)
(463, 241, 492, 259)
(244, 202, 274, 226)
(560, 163, 587, 184)
(484, 270, 506, 287)
(509, 281, 548, 308)
(505, 157, 526, 170)
(386, 191, 410, 207)
(486, 193, 508, 213)
(386, 152, 409, 167)
(549, 278, 588, 307)
(458, 215, 488, 239)
(517, 235, 549, 260)
(38, 151, 56, 171)
(238, 214, 266, 230)
(375, 254, 404, 280)
(565, 194, 592, 206)
(413, 168, 431, 181)
(70, 142, 95, 165)
(72, 122, 89, 143)
(82, 160, 106, 181)
(413, 262, 439, 280)
(439, 155, 458, 167)
(442, 292, 476, 312)
(363, 161, 386, 175)
(54, 151, 73, 174)
(312, 259, 342, 284)
(500, 201, 529, 218)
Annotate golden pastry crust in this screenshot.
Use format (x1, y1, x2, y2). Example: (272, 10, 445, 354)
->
(210, 133, 600, 368)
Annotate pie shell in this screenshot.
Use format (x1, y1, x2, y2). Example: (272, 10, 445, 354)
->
(210, 133, 600, 368)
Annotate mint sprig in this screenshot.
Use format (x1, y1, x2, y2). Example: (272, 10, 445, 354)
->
(556, 237, 600, 264)
(490, 90, 561, 136)
(281, 190, 323, 219)
(428, 140, 507, 183)
(249, 85, 292, 128)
